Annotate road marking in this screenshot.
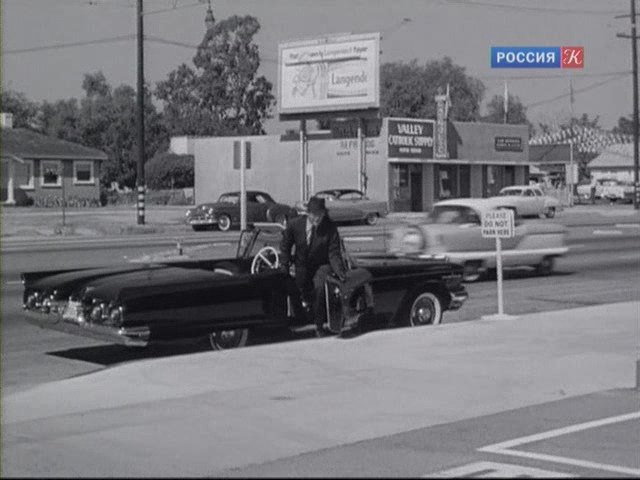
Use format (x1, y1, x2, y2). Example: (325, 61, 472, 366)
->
(344, 236, 375, 242)
(570, 244, 585, 249)
(478, 411, 640, 477)
(430, 461, 574, 478)
(592, 229, 623, 235)
(615, 224, 640, 228)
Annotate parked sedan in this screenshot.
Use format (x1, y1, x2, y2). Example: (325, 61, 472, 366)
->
(296, 189, 389, 225)
(21, 223, 468, 350)
(491, 185, 561, 218)
(387, 198, 569, 282)
(186, 191, 297, 231)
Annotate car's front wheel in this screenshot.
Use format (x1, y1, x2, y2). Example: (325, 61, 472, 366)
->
(544, 207, 556, 218)
(407, 291, 443, 326)
(208, 328, 249, 350)
(217, 214, 232, 232)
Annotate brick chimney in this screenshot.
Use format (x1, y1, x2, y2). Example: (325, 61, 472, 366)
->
(1, 112, 14, 129)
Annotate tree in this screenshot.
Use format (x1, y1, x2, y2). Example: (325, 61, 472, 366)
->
(38, 99, 82, 143)
(481, 93, 529, 125)
(145, 153, 194, 189)
(380, 57, 485, 121)
(77, 71, 168, 189)
(0, 89, 39, 128)
(156, 14, 275, 137)
(613, 115, 634, 136)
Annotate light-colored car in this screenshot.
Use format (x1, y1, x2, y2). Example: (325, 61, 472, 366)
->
(387, 198, 569, 282)
(491, 185, 561, 218)
(296, 189, 389, 225)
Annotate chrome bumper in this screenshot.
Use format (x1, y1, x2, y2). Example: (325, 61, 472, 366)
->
(448, 290, 469, 311)
(23, 310, 150, 347)
(188, 217, 217, 225)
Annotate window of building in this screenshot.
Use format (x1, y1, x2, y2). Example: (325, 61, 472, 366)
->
(17, 160, 34, 189)
(41, 160, 62, 187)
(73, 161, 94, 185)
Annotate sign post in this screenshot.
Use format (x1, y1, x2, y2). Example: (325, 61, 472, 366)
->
(234, 140, 251, 231)
(481, 209, 517, 320)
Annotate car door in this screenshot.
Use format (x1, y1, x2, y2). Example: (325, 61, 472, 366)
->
(331, 191, 366, 221)
(250, 193, 272, 222)
(532, 187, 546, 214)
(522, 189, 537, 216)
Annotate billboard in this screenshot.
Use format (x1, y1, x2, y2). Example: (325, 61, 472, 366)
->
(387, 118, 435, 160)
(278, 33, 380, 116)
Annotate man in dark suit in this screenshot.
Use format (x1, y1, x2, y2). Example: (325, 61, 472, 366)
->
(280, 196, 347, 336)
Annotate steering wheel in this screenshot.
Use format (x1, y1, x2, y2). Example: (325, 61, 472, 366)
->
(250, 246, 280, 274)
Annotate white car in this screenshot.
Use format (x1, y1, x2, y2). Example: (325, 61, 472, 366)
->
(387, 198, 569, 282)
(491, 185, 561, 218)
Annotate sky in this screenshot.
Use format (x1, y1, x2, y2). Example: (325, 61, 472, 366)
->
(1, 0, 635, 135)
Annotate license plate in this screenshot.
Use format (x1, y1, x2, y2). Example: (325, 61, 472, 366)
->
(62, 301, 81, 322)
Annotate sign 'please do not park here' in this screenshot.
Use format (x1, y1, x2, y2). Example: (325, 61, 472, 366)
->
(481, 209, 515, 238)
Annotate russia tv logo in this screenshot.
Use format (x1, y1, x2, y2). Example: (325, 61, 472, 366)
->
(491, 47, 584, 68)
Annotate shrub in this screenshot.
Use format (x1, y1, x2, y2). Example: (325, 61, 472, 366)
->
(145, 153, 194, 190)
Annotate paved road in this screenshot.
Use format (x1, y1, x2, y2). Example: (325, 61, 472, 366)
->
(1, 231, 638, 395)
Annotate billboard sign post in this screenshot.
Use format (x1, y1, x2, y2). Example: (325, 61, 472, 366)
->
(481, 209, 516, 320)
(233, 140, 251, 230)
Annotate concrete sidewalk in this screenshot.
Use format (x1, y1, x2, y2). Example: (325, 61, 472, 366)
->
(2, 302, 638, 477)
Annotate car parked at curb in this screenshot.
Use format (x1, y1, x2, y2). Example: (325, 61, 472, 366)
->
(296, 189, 389, 225)
(387, 198, 569, 282)
(490, 185, 561, 218)
(185, 191, 297, 231)
(21, 223, 468, 350)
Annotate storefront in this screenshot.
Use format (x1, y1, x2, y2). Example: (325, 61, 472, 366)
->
(177, 115, 530, 212)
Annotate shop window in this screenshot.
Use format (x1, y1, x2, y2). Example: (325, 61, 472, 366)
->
(398, 165, 409, 187)
(41, 160, 62, 187)
(73, 161, 94, 185)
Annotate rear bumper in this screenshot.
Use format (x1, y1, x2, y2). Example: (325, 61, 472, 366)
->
(23, 310, 150, 347)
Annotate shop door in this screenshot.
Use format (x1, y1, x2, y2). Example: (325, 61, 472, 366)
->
(410, 170, 423, 211)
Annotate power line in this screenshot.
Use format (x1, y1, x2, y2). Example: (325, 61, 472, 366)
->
(436, 0, 626, 16)
(3, 35, 136, 54)
(525, 74, 628, 108)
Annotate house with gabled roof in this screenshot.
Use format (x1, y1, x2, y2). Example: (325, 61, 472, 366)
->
(1, 113, 108, 205)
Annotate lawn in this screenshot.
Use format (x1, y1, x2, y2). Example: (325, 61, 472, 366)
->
(1, 205, 193, 238)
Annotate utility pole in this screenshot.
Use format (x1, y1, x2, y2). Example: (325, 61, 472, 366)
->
(136, 0, 146, 224)
(617, 0, 640, 210)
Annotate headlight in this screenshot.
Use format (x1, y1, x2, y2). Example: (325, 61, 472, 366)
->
(90, 304, 105, 322)
(402, 226, 425, 252)
(25, 291, 41, 310)
(106, 305, 124, 327)
(207, 207, 214, 215)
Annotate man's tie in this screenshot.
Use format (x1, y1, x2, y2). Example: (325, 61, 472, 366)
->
(307, 225, 315, 246)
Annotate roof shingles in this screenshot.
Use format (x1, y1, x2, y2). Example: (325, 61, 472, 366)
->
(1, 128, 107, 160)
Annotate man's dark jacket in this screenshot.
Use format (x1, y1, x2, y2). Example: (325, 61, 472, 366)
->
(280, 215, 346, 284)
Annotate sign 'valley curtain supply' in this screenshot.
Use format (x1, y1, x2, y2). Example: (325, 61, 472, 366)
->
(387, 118, 435, 159)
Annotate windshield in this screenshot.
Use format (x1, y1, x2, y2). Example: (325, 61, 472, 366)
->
(429, 206, 481, 225)
(499, 188, 522, 196)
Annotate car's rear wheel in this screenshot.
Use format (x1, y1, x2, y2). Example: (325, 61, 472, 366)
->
(407, 291, 443, 326)
(364, 213, 378, 226)
(217, 214, 232, 232)
(544, 207, 556, 218)
(536, 256, 555, 276)
(462, 261, 483, 282)
(208, 328, 249, 350)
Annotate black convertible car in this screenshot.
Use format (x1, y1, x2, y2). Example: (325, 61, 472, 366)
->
(22, 224, 468, 350)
